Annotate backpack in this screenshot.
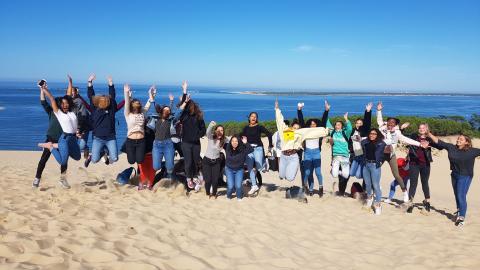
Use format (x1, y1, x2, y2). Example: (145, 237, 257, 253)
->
(116, 167, 136, 185)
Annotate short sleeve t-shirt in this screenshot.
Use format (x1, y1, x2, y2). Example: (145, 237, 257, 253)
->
(54, 111, 78, 134)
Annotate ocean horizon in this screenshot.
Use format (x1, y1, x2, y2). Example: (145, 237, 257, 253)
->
(1, 81, 479, 151)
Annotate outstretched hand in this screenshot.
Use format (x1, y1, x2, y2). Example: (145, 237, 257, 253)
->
(366, 102, 373, 112)
(88, 74, 96, 82)
(148, 85, 156, 100)
(107, 76, 113, 86)
(124, 84, 131, 97)
(182, 80, 188, 93)
(241, 136, 248, 144)
(210, 120, 217, 126)
(67, 74, 73, 84)
(377, 101, 383, 111)
(297, 102, 304, 110)
(420, 140, 430, 149)
(344, 112, 349, 121)
(168, 93, 174, 102)
(275, 99, 279, 110)
(324, 100, 331, 111)
(400, 122, 410, 130)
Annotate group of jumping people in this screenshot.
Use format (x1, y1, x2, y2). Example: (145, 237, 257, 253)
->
(35, 75, 479, 226)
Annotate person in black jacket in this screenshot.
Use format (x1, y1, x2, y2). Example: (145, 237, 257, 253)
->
(33, 85, 67, 188)
(406, 123, 442, 213)
(86, 74, 120, 164)
(361, 128, 386, 215)
(179, 94, 206, 190)
(297, 101, 329, 197)
(241, 112, 273, 195)
(349, 102, 373, 179)
(224, 135, 253, 201)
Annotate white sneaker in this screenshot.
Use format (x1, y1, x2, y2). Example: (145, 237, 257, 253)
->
(32, 178, 40, 188)
(193, 178, 200, 185)
(58, 179, 71, 189)
(384, 198, 392, 203)
(237, 198, 243, 202)
(374, 205, 382, 215)
(248, 185, 259, 195)
(403, 191, 409, 203)
(194, 184, 201, 192)
(210, 186, 213, 194)
(366, 197, 373, 208)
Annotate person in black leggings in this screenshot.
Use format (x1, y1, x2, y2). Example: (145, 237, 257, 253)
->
(202, 121, 226, 198)
(406, 123, 442, 213)
(33, 86, 67, 188)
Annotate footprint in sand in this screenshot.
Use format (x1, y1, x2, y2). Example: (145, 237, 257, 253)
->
(115, 211, 129, 219)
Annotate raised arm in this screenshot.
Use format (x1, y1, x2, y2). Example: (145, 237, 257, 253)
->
(376, 101, 384, 127)
(123, 84, 131, 117)
(87, 74, 96, 105)
(78, 95, 92, 113)
(363, 102, 373, 132)
(40, 85, 52, 114)
(41, 85, 59, 113)
(275, 100, 287, 133)
(66, 74, 73, 96)
(321, 100, 330, 127)
(344, 113, 353, 137)
(297, 102, 305, 127)
(397, 130, 421, 147)
(143, 85, 156, 113)
(206, 121, 216, 138)
(108, 76, 115, 100)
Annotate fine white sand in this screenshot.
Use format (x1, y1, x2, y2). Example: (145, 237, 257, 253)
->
(0, 137, 479, 269)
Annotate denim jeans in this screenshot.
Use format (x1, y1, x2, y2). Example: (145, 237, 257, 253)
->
(51, 133, 81, 166)
(92, 136, 118, 163)
(363, 163, 382, 202)
(152, 139, 175, 173)
(246, 146, 265, 187)
(451, 172, 473, 218)
(78, 130, 90, 151)
(332, 155, 350, 179)
(302, 148, 322, 191)
(349, 155, 364, 179)
(225, 166, 244, 199)
(279, 153, 299, 182)
(388, 176, 410, 199)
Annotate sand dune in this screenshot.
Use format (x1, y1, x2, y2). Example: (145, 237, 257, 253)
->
(0, 137, 479, 269)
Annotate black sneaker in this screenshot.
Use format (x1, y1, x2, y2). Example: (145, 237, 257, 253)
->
(84, 155, 92, 168)
(103, 154, 110, 165)
(407, 202, 414, 213)
(455, 217, 465, 226)
(319, 186, 324, 198)
(83, 148, 90, 160)
(308, 191, 313, 196)
(423, 200, 431, 212)
(32, 178, 40, 188)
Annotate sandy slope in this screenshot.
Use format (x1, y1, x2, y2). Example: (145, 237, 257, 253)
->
(0, 137, 479, 270)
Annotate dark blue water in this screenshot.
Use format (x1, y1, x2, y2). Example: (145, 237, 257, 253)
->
(0, 81, 479, 150)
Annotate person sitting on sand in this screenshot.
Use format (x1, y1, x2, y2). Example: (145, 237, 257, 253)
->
(361, 128, 386, 215)
(275, 100, 329, 185)
(33, 81, 68, 189)
(202, 121, 226, 199)
(224, 135, 253, 201)
(376, 101, 428, 203)
(38, 82, 81, 189)
(427, 132, 480, 226)
(241, 112, 273, 196)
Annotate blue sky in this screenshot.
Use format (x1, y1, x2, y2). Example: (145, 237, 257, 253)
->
(0, 0, 479, 92)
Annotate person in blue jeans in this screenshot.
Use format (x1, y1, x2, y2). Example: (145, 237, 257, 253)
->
(224, 135, 253, 201)
(152, 94, 185, 181)
(428, 132, 480, 226)
(241, 112, 273, 196)
(361, 128, 386, 215)
(37, 83, 80, 189)
(86, 74, 120, 164)
(297, 101, 329, 197)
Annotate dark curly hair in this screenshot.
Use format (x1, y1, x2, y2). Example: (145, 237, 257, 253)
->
(60, 95, 74, 112)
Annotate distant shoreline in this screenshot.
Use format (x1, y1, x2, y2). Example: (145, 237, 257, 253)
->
(237, 91, 480, 97)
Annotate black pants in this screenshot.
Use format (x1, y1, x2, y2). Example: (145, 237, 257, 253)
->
(125, 138, 146, 164)
(182, 142, 201, 179)
(408, 163, 431, 200)
(35, 136, 67, 179)
(202, 157, 221, 195)
(174, 141, 184, 157)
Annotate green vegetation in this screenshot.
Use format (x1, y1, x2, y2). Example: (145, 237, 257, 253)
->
(219, 115, 480, 138)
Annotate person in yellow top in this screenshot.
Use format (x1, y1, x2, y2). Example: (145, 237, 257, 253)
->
(275, 100, 330, 182)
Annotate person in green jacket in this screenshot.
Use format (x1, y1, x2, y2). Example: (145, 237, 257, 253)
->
(327, 112, 353, 192)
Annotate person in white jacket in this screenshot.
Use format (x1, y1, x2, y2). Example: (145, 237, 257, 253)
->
(376, 102, 429, 203)
(275, 100, 329, 183)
